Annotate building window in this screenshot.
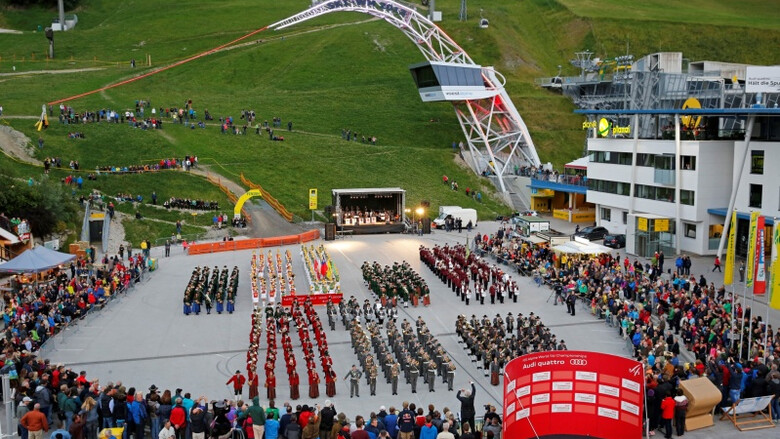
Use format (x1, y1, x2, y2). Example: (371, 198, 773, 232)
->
(636, 153, 654, 167)
(749, 184, 762, 208)
(680, 190, 695, 206)
(680, 155, 696, 170)
(684, 223, 696, 239)
(656, 187, 675, 202)
(601, 208, 611, 222)
(635, 184, 654, 199)
(751, 150, 764, 174)
(622, 211, 628, 224)
(654, 155, 675, 170)
(590, 151, 632, 165)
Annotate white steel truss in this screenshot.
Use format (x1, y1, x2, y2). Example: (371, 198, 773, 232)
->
(270, 0, 541, 193)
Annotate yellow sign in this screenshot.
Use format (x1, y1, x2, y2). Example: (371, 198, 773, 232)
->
(598, 118, 611, 136)
(681, 97, 702, 129)
(309, 188, 318, 210)
(582, 120, 597, 130)
(637, 217, 648, 232)
(654, 218, 669, 232)
(724, 211, 736, 285)
(234, 189, 263, 218)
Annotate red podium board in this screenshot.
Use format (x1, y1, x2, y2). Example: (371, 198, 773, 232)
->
(503, 351, 645, 439)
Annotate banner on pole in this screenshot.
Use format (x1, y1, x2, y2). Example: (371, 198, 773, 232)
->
(724, 210, 737, 285)
(771, 221, 780, 310)
(746, 211, 760, 288)
(754, 216, 766, 294)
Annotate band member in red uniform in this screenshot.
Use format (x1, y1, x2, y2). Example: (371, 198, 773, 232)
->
(248, 370, 259, 399)
(266, 371, 277, 400)
(289, 370, 300, 400)
(325, 368, 336, 397)
(226, 370, 246, 399)
(308, 370, 320, 398)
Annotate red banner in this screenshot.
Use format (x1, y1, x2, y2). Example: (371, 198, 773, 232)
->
(754, 216, 766, 295)
(503, 351, 644, 439)
(281, 293, 343, 306)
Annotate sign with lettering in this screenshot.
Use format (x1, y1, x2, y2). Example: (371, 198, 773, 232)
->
(503, 351, 644, 439)
(654, 218, 669, 232)
(746, 66, 780, 94)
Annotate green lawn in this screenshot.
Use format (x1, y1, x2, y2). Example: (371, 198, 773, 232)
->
(557, 0, 780, 29)
(2, 0, 779, 239)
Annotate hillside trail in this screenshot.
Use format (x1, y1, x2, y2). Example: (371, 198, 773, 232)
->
(188, 167, 305, 238)
(0, 67, 105, 77)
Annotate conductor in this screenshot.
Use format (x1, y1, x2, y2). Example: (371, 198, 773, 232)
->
(457, 381, 476, 431)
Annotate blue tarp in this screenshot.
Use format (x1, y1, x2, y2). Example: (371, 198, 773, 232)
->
(0, 245, 76, 274)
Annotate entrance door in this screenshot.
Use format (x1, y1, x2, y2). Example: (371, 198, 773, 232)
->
(636, 233, 648, 257)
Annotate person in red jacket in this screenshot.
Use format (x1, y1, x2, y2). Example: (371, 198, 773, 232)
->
(660, 391, 675, 439)
(169, 398, 187, 439)
(308, 370, 319, 399)
(227, 371, 247, 399)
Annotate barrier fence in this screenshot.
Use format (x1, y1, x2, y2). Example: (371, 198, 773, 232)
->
(205, 173, 251, 224)
(187, 230, 320, 255)
(240, 173, 294, 222)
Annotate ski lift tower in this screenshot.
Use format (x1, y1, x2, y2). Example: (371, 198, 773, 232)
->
(270, 0, 541, 195)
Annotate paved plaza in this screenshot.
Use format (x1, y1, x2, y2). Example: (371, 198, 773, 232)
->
(29, 218, 778, 439)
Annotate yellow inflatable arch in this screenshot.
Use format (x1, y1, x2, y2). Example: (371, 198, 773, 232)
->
(234, 189, 263, 218)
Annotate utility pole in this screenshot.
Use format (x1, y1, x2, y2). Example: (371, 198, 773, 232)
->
(459, 0, 467, 21)
(58, 0, 66, 31)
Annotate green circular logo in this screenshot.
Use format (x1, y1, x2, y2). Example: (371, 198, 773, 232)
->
(598, 118, 611, 137)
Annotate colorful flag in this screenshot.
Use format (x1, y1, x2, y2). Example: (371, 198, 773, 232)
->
(771, 220, 780, 310)
(754, 216, 766, 294)
(724, 210, 737, 285)
(320, 257, 328, 277)
(746, 211, 760, 288)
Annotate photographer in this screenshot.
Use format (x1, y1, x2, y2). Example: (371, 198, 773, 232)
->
(482, 405, 500, 426)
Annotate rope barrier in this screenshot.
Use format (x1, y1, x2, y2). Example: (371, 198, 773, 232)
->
(46, 26, 269, 106)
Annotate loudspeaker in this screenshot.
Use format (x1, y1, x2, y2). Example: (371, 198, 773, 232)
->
(422, 218, 431, 234)
(324, 223, 336, 241)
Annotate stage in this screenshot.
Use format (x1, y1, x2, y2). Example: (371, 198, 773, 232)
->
(332, 187, 406, 235)
(340, 223, 406, 235)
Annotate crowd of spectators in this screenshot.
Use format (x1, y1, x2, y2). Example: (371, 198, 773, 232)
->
(164, 198, 218, 211)
(474, 225, 780, 433)
(1, 253, 148, 361)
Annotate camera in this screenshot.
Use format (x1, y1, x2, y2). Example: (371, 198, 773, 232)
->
(484, 404, 491, 410)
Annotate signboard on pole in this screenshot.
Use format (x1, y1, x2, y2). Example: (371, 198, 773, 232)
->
(309, 188, 318, 210)
(746, 66, 780, 94)
(654, 218, 669, 232)
(503, 351, 644, 439)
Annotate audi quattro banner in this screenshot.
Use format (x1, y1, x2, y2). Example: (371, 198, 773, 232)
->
(503, 351, 644, 439)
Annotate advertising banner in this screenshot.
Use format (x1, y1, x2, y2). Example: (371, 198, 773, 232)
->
(724, 211, 736, 285)
(746, 211, 760, 288)
(746, 66, 780, 94)
(503, 351, 644, 439)
(754, 216, 766, 294)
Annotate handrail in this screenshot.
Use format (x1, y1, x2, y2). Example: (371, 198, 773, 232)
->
(205, 174, 252, 223)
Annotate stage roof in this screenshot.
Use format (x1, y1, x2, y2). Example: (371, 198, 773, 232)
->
(332, 188, 405, 195)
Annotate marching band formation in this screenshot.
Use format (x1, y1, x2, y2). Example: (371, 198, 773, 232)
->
(361, 261, 431, 306)
(420, 244, 519, 305)
(182, 265, 238, 315)
(245, 298, 337, 402)
(251, 250, 296, 307)
(455, 313, 566, 386)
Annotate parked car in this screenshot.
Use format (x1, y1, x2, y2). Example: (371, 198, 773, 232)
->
(575, 226, 609, 241)
(603, 234, 626, 248)
(520, 210, 539, 217)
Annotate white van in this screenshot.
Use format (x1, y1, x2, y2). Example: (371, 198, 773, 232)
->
(433, 207, 478, 229)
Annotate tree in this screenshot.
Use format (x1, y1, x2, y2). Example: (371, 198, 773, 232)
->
(0, 175, 79, 238)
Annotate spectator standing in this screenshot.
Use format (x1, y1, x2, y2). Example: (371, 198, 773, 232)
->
(20, 404, 49, 439)
(660, 391, 675, 439)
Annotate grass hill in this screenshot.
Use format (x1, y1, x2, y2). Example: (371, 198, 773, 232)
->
(1, 0, 779, 244)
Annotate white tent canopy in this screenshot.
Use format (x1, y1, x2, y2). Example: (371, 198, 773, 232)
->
(552, 240, 612, 255)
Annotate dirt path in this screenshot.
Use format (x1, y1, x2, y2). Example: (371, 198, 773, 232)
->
(0, 125, 40, 165)
(0, 67, 105, 77)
